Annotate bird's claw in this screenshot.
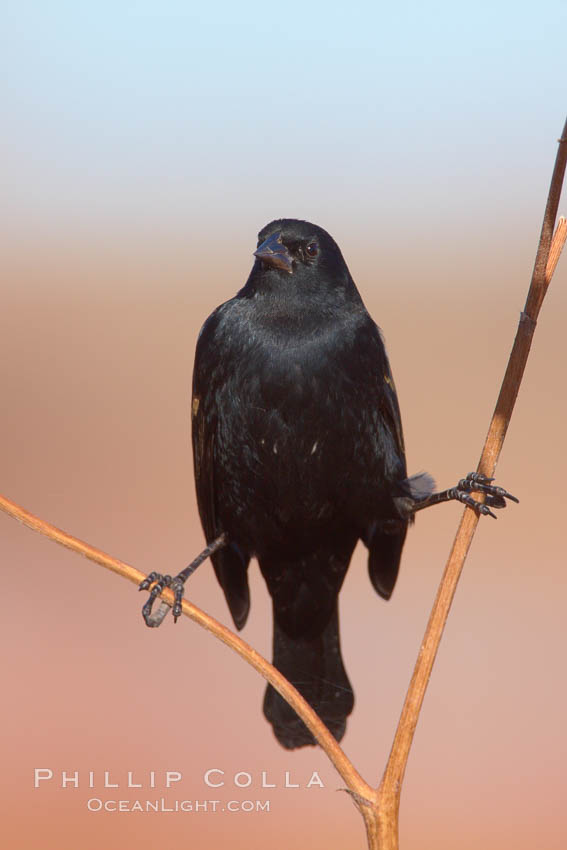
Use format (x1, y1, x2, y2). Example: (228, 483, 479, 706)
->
(138, 535, 228, 628)
(450, 472, 519, 519)
(139, 572, 186, 627)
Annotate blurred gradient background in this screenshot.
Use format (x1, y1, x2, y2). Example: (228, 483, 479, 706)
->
(1, 2, 566, 848)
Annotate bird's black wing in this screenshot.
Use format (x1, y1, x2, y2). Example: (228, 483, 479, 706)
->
(365, 337, 409, 601)
(379, 360, 406, 461)
(191, 310, 251, 630)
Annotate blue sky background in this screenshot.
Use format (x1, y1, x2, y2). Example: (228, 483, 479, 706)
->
(3, 1, 566, 259)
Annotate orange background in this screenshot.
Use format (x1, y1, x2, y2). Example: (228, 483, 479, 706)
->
(2, 195, 566, 849)
(1, 4, 566, 848)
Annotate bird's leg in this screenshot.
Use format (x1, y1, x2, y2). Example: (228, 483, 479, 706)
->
(411, 472, 518, 520)
(139, 532, 228, 627)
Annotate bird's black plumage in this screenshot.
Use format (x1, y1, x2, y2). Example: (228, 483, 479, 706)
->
(139, 218, 517, 744)
(191, 218, 422, 748)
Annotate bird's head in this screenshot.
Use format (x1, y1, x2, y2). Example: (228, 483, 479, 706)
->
(243, 219, 359, 303)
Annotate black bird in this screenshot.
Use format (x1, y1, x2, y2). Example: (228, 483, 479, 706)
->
(141, 218, 516, 749)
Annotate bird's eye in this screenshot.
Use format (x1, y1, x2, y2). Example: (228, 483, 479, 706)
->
(305, 242, 318, 258)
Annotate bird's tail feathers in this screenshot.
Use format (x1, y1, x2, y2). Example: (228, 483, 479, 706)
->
(263, 604, 353, 749)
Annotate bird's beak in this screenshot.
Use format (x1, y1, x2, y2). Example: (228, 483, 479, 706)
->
(254, 231, 293, 273)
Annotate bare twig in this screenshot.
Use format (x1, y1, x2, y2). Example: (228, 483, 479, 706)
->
(1, 117, 565, 850)
(368, 118, 567, 850)
(0, 492, 376, 810)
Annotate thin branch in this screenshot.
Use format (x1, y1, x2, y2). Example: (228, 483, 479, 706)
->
(371, 118, 567, 850)
(0, 492, 376, 810)
(1, 117, 565, 850)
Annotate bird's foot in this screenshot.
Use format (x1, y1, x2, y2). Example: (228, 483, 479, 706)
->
(138, 572, 186, 627)
(438, 472, 518, 519)
(138, 532, 229, 628)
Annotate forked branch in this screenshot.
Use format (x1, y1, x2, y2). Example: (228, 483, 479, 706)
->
(368, 118, 567, 850)
(1, 117, 565, 850)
